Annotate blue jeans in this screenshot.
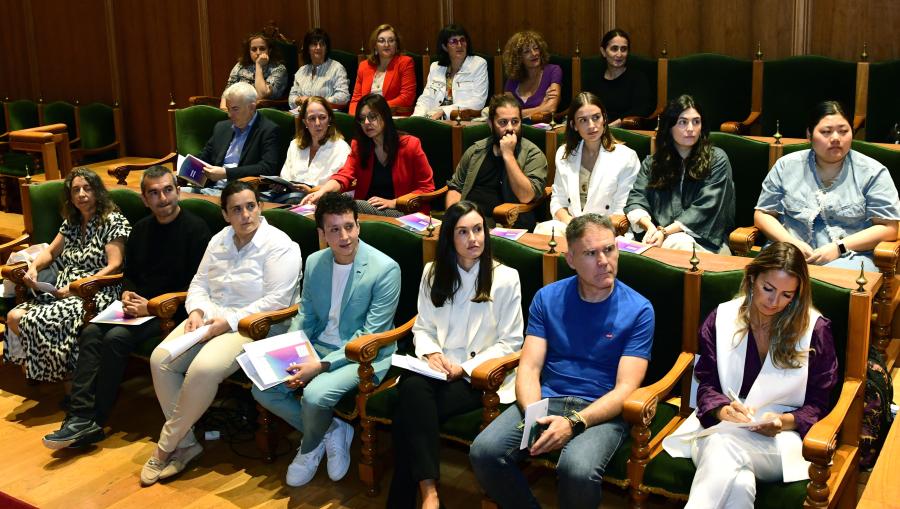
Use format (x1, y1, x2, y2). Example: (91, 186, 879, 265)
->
(251, 361, 359, 453)
(469, 397, 626, 509)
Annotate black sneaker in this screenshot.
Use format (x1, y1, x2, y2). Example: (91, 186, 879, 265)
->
(42, 417, 105, 450)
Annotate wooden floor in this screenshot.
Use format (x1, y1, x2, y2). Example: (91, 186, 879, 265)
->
(0, 362, 666, 509)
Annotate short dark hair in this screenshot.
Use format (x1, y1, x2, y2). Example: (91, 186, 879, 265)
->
(220, 180, 260, 211)
(806, 100, 852, 136)
(565, 213, 615, 245)
(315, 192, 358, 229)
(435, 24, 473, 67)
(140, 165, 176, 193)
(302, 28, 331, 65)
(601, 28, 631, 49)
(428, 201, 493, 306)
(488, 93, 521, 123)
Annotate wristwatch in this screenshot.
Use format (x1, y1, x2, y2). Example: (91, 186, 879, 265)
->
(836, 240, 847, 255)
(565, 411, 587, 436)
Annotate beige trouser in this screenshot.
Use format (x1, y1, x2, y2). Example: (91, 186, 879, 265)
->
(149, 320, 251, 453)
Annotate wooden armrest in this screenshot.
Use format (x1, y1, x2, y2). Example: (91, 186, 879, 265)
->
(74, 141, 120, 158)
(492, 190, 551, 228)
(345, 316, 416, 364)
(238, 176, 262, 185)
(189, 95, 221, 107)
(471, 351, 521, 392)
(449, 108, 483, 121)
(621, 106, 664, 130)
(623, 351, 694, 426)
(873, 239, 900, 272)
(0, 233, 31, 260)
(396, 185, 448, 214)
(610, 213, 629, 237)
(238, 304, 299, 340)
(147, 291, 187, 318)
(1, 261, 29, 285)
(69, 273, 123, 301)
(110, 152, 177, 185)
(720, 111, 761, 134)
(528, 111, 552, 124)
(803, 379, 862, 463)
(728, 226, 760, 256)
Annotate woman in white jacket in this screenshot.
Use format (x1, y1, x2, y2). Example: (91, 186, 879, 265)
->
(413, 24, 489, 120)
(536, 92, 640, 235)
(387, 200, 524, 509)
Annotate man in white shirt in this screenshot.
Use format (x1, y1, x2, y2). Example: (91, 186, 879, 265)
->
(252, 192, 401, 487)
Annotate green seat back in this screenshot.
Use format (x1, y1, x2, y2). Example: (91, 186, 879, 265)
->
(710, 132, 770, 229)
(761, 56, 857, 138)
(358, 220, 424, 330)
(403, 51, 425, 96)
(41, 101, 77, 141)
(579, 55, 606, 99)
(865, 60, 900, 143)
(630, 54, 659, 110)
(0, 152, 37, 177)
(27, 181, 66, 244)
(174, 105, 228, 156)
(77, 102, 117, 152)
(521, 124, 546, 153)
(610, 127, 652, 162)
(273, 39, 299, 96)
(782, 142, 811, 156)
(179, 198, 227, 233)
(6, 100, 39, 131)
(851, 139, 900, 185)
(395, 117, 452, 191)
(108, 189, 150, 226)
(257, 107, 295, 169)
(548, 54, 572, 112)
(461, 123, 491, 155)
(0, 101, 5, 133)
(491, 236, 544, 323)
(333, 111, 357, 142)
(474, 52, 495, 95)
(668, 54, 752, 131)
(262, 208, 319, 270)
(330, 49, 359, 96)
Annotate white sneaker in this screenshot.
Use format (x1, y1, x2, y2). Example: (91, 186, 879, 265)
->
(285, 440, 325, 487)
(323, 418, 354, 481)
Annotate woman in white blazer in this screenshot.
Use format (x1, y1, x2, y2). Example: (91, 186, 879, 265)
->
(662, 242, 837, 508)
(535, 92, 640, 235)
(387, 200, 524, 509)
(412, 24, 489, 119)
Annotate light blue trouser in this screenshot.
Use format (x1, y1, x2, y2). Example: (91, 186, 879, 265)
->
(825, 253, 877, 272)
(252, 361, 359, 453)
(469, 396, 627, 509)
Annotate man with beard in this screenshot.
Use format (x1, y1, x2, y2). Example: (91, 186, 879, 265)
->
(446, 93, 547, 229)
(42, 166, 212, 450)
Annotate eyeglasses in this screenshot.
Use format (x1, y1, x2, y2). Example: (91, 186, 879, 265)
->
(308, 41, 326, 49)
(447, 37, 467, 47)
(358, 112, 381, 124)
(377, 38, 396, 45)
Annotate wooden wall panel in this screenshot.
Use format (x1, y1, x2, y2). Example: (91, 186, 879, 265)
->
(207, 0, 312, 96)
(811, 0, 900, 61)
(0, 0, 36, 100)
(320, 0, 443, 56)
(30, 0, 114, 104)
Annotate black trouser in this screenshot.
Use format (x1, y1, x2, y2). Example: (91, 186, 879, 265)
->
(386, 372, 483, 509)
(68, 319, 161, 425)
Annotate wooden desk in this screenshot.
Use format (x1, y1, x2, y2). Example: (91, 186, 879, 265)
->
(857, 415, 900, 508)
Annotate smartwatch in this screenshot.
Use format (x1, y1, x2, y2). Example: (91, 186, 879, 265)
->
(565, 411, 587, 436)
(837, 240, 847, 255)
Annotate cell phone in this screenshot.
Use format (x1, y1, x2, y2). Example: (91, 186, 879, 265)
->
(528, 421, 549, 449)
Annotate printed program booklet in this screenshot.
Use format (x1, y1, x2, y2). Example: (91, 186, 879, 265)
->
(177, 154, 209, 187)
(238, 330, 320, 391)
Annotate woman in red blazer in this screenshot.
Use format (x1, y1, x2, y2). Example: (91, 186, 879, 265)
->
(349, 24, 417, 116)
(303, 94, 434, 216)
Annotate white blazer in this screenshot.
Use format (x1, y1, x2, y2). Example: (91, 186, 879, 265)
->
(549, 140, 640, 218)
(413, 261, 524, 403)
(279, 138, 351, 186)
(662, 297, 820, 483)
(413, 55, 489, 118)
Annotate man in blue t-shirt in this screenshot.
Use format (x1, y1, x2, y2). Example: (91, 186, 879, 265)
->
(470, 213, 654, 509)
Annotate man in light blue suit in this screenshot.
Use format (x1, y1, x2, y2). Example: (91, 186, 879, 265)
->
(252, 192, 401, 487)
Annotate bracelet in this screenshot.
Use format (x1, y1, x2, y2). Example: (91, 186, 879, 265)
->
(657, 225, 668, 239)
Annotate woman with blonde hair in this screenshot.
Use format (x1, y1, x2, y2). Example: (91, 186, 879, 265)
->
(349, 23, 417, 116)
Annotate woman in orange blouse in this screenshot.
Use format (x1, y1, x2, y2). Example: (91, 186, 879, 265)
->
(349, 23, 417, 116)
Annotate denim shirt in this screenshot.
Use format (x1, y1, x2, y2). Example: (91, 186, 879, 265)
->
(756, 149, 900, 256)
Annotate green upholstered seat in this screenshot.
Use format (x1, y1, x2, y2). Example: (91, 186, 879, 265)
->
(667, 54, 752, 131)
(461, 123, 491, 155)
(395, 117, 452, 196)
(403, 51, 425, 96)
(330, 49, 359, 99)
(491, 236, 545, 322)
(629, 54, 658, 111)
(261, 208, 319, 270)
(109, 189, 150, 226)
(865, 60, 900, 143)
(782, 142, 810, 156)
(710, 132, 770, 231)
(179, 197, 227, 233)
(760, 56, 857, 138)
(273, 39, 299, 98)
(851, 139, 900, 184)
(548, 54, 572, 112)
(521, 124, 546, 154)
(333, 111, 357, 142)
(257, 107, 296, 169)
(41, 101, 78, 141)
(610, 127, 652, 162)
(77, 102, 120, 162)
(174, 105, 228, 156)
(474, 52, 496, 95)
(5, 100, 39, 131)
(27, 181, 66, 244)
(0, 152, 37, 177)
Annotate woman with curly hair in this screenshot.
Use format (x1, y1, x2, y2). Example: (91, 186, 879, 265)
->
(502, 30, 562, 119)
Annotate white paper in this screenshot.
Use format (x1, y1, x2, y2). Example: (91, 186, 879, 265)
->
(156, 324, 211, 362)
(241, 330, 319, 387)
(694, 415, 779, 438)
(32, 281, 59, 294)
(90, 300, 155, 326)
(391, 354, 448, 381)
(236, 352, 274, 391)
(520, 398, 549, 449)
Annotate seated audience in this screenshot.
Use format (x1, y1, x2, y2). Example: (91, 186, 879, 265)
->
(413, 24, 489, 120)
(537, 91, 640, 235)
(446, 93, 547, 229)
(625, 94, 735, 253)
(387, 201, 524, 509)
(253, 192, 400, 487)
(502, 30, 562, 120)
(302, 94, 435, 217)
(194, 82, 281, 195)
(755, 100, 900, 271)
(469, 214, 654, 509)
(591, 28, 652, 127)
(288, 28, 350, 109)
(5, 168, 130, 385)
(267, 96, 350, 204)
(662, 242, 838, 508)
(42, 166, 211, 450)
(142, 181, 301, 486)
(220, 32, 288, 109)
(349, 24, 416, 116)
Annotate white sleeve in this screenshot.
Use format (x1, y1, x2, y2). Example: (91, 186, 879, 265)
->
(550, 146, 570, 217)
(413, 264, 443, 358)
(413, 63, 443, 117)
(610, 149, 642, 215)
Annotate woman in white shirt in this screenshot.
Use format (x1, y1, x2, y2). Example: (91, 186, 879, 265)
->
(535, 92, 640, 235)
(269, 96, 351, 204)
(413, 24, 489, 120)
(141, 180, 301, 486)
(386, 200, 524, 509)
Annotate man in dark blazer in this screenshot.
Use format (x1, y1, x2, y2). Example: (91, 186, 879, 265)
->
(196, 81, 281, 192)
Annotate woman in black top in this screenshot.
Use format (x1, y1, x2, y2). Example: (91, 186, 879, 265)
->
(592, 28, 652, 127)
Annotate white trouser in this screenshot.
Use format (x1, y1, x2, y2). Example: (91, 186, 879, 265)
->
(685, 429, 783, 509)
(662, 232, 731, 255)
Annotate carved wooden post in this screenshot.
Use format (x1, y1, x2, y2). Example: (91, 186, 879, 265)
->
(357, 357, 379, 496)
(628, 399, 656, 509)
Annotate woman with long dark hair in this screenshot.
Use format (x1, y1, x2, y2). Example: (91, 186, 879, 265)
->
(662, 241, 838, 507)
(387, 201, 524, 509)
(624, 94, 735, 252)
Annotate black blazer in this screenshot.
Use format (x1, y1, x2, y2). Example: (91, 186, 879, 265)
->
(199, 115, 281, 181)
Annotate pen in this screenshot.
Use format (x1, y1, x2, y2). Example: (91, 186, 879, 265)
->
(726, 388, 754, 421)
